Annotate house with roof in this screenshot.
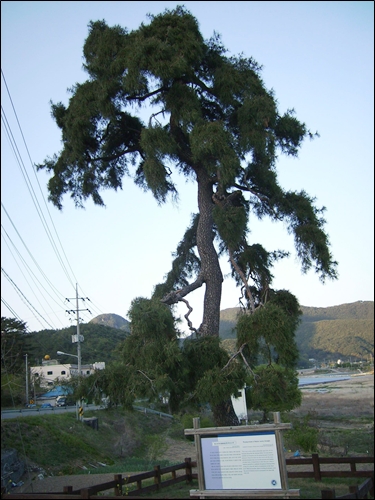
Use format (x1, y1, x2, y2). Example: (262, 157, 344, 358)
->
(30, 358, 105, 388)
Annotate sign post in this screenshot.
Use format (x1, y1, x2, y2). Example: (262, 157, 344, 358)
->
(185, 412, 299, 499)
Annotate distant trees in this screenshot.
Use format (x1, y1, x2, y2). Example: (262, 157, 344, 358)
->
(1, 317, 28, 375)
(37, 6, 337, 424)
(1, 317, 29, 406)
(25, 323, 129, 366)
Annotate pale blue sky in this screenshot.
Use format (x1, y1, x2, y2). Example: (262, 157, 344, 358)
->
(1, 1, 374, 335)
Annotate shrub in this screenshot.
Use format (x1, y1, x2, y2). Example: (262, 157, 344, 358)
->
(284, 413, 319, 453)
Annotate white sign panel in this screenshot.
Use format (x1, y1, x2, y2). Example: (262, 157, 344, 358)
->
(201, 431, 282, 490)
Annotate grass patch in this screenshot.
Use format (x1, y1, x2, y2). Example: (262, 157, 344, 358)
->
(1, 408, 178, 476)
(319, 428, 374, 455)
(288, 477, 374, 499)
(2, 407, 373, 498)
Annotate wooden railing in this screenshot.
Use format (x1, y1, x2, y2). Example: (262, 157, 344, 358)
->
(3, 457, 197, 499)
(286, 454, 374, 481)
(3, 454, 373, 499)
(321, 474, 374, 499)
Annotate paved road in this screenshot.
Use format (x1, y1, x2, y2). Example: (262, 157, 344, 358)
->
(1, 405, 173, 419)
(1, 405, 103, 419)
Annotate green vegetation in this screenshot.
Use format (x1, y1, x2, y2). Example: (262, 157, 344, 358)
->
(287, 477, 374, 500)
(36, 5, 338, 426)
(2, 408, 373, 499)
(1, 408, 183, 476)
(72, 292, 302, 426)
(219, 301, 374, 364)
(24, 322, 129, 366)
(283, 413, 320, 452)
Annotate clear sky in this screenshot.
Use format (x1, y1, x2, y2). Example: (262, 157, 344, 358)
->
(1, 1, 374, 337)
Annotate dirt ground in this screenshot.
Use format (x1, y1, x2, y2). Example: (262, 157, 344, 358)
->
(9, 373, 374, 495)
(292, 373, 374, 420)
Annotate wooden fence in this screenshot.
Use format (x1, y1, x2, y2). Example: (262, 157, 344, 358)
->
(2, 457, 197, 499)
(321, 474, 374, 499)
(286, 454, 374, 481)
(2, 454, 374, 500)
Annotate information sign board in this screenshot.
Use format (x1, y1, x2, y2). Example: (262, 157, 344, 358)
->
(201, 431, 281, 490)
(185, 412, 300, 498)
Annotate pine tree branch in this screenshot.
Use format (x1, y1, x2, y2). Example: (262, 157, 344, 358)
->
(179, 297, 199, 335)
(228, 247, 256, 313)
(161, 273, 205, 305)
(221, 343, 257, 381)
(137, 370, 157, 394)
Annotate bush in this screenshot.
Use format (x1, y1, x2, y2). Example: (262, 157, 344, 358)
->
(180, 413, 215, 441)
(284, 413, 319, 453)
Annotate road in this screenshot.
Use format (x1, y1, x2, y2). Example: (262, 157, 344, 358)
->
(1, 404, 103, 419)
(1, 404, 173, 420)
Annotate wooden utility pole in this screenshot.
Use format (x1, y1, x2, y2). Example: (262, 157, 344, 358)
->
(25, 353, 28, 405)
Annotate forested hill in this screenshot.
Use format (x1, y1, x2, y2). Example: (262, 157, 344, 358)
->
(26, 322, 129, 366)
(300, 301, 373, 322)
(26, 304, 373, 366)
(219, 301, 374, 363)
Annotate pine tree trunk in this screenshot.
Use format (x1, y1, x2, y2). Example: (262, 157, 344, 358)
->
(212, 398, 240, 426)
(195, 168, 240, 427)
(195, 168, 223, 337)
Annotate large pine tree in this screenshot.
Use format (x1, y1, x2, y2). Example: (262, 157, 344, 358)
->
(37, 6, 337, 425)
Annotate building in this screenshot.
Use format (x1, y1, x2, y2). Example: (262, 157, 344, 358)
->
(30, 358, 105, 388)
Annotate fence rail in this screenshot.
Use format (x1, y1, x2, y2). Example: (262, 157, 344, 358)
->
(2, 454, 373, 499)
(286, 454, 374, 481)
(321, 474, 374, 499)
(3, 458, 196, 499)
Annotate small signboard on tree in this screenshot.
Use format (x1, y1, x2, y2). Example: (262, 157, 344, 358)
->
(185, 412, 299, 498)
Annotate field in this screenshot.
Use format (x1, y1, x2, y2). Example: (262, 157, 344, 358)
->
(5, 373, 374, 497)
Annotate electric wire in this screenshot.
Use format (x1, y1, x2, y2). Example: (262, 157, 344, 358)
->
(1, 72, 101, 474)
(1, 228, 64, 329)
(1, 109, 75, 291)
(1, 73, 75, 327)
(77, 284, 107, 317)
(1, 297, 32, 332)
(1, 69, 103, 331)
(1, 203, 69, 306)
(2, 69, 78, 288)
(1, 267, 54, 329)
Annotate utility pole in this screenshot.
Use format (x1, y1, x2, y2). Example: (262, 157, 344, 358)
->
(65, 284, 91, 420)
(75, 283, 82, 378)
(65, 283, 91, 378)
(25, 353, 29, 405)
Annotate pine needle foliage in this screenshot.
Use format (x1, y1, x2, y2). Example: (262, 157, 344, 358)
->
(36, 6, 338, 425)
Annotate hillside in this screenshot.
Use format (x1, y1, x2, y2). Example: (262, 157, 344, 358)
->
(89, 313, 130, 331)
(26, 323, 129, 366)
(300, 301, 374, 322)
(218, 301, 374, 363)
(26, 303, 373, 366)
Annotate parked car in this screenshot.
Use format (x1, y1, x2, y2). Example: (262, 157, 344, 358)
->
(56, 397, 75, 407)
(40, 403, 53, 409)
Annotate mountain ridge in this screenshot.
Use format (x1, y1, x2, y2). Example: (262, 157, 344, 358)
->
(27, 301, 373, 367)
(89, 313, 130, 331)
(218, 300, 374, 363)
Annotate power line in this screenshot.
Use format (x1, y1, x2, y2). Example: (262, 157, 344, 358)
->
(1, 69, 105, 329)
(1, 267, 54, 329)
(1, 107, 75, 289)
(1, 297, 32, 332)
(1, 228, 64, 329)
(1, 204, 68, 305)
